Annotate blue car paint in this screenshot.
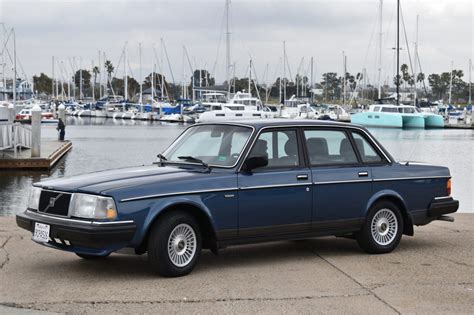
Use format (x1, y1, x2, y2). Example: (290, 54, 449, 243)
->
(24, 120, 455, 254)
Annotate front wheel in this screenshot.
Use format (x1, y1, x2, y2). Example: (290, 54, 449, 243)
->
(356, 201, 403, 254)
(147, 212, 202, 277)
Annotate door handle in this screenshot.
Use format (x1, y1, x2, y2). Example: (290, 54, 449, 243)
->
(296, 174, 309, 180)
(358, 171, 369, 177)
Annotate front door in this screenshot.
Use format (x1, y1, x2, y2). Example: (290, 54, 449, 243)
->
(237, 128, 312, 238)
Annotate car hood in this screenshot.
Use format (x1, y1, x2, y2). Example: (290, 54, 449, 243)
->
(37, 165, 211, 195)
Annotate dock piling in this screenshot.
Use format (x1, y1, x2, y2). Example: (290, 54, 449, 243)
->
(31, 105, 41, 157)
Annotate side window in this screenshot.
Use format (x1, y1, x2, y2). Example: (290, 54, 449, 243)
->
(351, 132, 383, 163)
(248, 130, 299, 168)
(304, 130, 358, 166)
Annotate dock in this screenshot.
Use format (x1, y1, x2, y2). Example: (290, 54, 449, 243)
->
(0, 140, 72, 170)
(0, 213, 472, 314)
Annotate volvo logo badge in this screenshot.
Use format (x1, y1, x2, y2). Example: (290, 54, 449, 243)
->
(49, 197, 56, 208)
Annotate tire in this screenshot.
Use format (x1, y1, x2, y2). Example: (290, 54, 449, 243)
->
(147, 211, 202, 277)
(356, 201, 404, 254)
(76, 253, 110, 260)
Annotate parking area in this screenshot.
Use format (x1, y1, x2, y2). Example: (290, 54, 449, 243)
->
(0, 214, 472, 314)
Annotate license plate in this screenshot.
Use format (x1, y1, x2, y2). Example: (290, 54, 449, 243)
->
(33, 223, 50, 243)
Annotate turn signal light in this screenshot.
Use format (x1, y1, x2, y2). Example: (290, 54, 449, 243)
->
(447, 179, 451, 196)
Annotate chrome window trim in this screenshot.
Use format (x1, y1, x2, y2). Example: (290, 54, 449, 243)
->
(237, 124, 392, 173)
(25, 210, 134, 226)
(161, 122, 256, 169)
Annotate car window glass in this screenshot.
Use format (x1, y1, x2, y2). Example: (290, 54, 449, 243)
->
(304, 130, 358, 165)
(248, 130, 299, 168)
(351, 132, 383, 163)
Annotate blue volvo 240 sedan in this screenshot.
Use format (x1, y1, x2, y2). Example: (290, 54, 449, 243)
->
(16, 120, 459, 277)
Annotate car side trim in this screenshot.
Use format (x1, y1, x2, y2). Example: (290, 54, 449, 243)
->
(313, 179, 372, 185)
(120, 187, 239, 202)
(373, 175, 450, 182)
(240, 182, 310, 190)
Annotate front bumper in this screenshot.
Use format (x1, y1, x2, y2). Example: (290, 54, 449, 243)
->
(16, 210, 136, 254)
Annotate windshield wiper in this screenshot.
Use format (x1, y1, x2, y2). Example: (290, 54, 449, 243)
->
(177, 156, 210, 170)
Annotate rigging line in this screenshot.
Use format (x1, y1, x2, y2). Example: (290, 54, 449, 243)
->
(211, 6, 226, 78)
(400, 4, 416, 86)
(161, 39, 175, 84)
(112, 47, 125, 80)
(416, 53, 429, 97)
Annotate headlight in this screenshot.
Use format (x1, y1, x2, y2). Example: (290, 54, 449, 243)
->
(28, 186, 42, 210)
(69, 193, 117, 220)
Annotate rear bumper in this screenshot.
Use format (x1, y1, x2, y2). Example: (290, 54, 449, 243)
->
(428, 197, 459, 217)
(412, 197, 459, 225)
(16, 210, 136, 254)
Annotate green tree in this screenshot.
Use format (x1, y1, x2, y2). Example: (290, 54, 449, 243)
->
(73, 69, 91, 91)
(321, 72, 341, 100)
(32, 73, 53, 95)
(104, 60, 114, 93)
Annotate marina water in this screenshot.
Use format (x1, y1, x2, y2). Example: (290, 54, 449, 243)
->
(0, 117, 472, 216)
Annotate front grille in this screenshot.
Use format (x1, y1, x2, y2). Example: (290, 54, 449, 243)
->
(38, 190, 71, 216)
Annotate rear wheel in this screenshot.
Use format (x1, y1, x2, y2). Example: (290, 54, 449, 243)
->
(147, 212, 202, 277)
(356, 201, 403, 254)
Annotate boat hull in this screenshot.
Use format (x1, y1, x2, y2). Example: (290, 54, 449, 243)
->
(424, 114, 444, 128)
(350, 112, 403, 128)
(402, 115, 425, 128)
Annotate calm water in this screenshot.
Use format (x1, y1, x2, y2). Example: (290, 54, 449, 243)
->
(0, 118, 472, 216)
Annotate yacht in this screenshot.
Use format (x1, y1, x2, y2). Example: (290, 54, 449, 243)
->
(351, 104, 444, 128)
(196, 92, 274, 122)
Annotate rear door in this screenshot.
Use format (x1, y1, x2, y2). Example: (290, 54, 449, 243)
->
(303, 128, 372, 228)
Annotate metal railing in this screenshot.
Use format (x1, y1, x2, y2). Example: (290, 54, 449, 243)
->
(0, 122, 32, 156)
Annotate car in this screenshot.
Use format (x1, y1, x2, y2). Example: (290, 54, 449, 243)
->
(16, 120, 459, 277)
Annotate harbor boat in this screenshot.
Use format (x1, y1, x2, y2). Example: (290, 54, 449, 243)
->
(351, 104, 444, 128)
(15, 108, 58, 124)
(196, 92, 274, 122)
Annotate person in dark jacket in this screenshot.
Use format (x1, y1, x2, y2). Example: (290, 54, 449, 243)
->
(57, 118, 65, 141)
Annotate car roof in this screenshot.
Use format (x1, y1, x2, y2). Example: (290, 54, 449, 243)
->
(197, 119, 362, 130)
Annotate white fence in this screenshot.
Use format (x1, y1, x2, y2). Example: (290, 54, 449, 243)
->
(0, 122, 32, 155)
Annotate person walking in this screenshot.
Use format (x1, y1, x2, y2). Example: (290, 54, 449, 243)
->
(57, 118, 65, 141)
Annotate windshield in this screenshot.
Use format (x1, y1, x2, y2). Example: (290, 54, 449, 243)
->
(163, 124, 253, 167)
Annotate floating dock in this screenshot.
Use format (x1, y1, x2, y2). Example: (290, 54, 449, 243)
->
(0, 141, 72, 170)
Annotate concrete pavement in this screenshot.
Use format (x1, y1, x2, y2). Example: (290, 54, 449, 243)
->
(0, 214, 472, 314)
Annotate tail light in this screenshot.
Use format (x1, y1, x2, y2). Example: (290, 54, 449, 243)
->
(446, 179, 451, 196)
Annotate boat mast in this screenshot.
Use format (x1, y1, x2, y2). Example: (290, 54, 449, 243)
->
(79, 57, 83, 100)
(12, 28, 16, 107)
(396, 0, 400, 105)
(377, 0, 383, 99)
(413, 14, 419, 106)
(139, 42, 142, 104)
(225, 0, 231, 97)
(51, 56, 54, 100)
(98, 51, 102, 99)
(448, 60, 453, 104)
(283, 41, 287, 102)
(248, 59, 251, 96)
(469, 58, 472, 105)
(310, 56, 314, 103)
(342, 51, 346, 106)
(124, 42, 128, 101)
(91, 60, 95, 101)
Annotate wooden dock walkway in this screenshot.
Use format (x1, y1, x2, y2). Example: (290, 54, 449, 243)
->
(0, 141, 72, 170)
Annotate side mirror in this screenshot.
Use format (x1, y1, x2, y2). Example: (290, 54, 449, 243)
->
(243, 156, 268, 172)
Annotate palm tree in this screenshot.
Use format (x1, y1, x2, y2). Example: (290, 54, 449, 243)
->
(104, 60, 114, 93)
(92, 66, 100, 97)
